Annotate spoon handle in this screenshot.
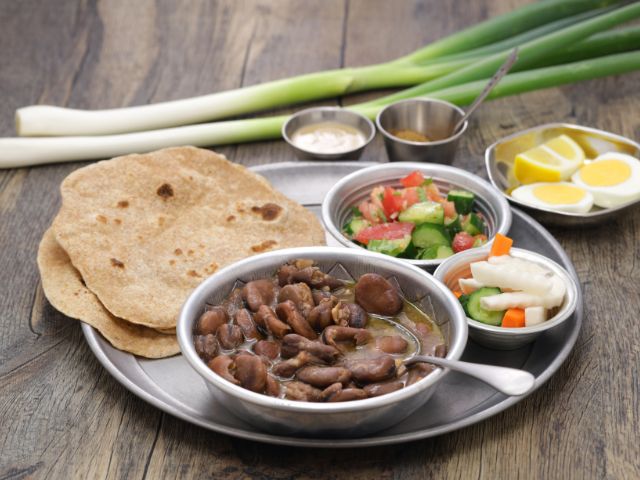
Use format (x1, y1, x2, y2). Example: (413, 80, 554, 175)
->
(407, 355, 535, 396)
(453, 48, 519, 134)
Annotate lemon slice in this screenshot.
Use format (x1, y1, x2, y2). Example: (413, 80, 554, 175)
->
(514, 134, 584, 184)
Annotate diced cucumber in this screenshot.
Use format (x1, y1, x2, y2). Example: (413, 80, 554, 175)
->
(459, 294, 471, 315)
(435, 245, 453, 258)
(347, 217, 370, 236)
(461, 213, 486, 235)
(411, 223, 450, 249)
(367, 235, 411, 257)
(399, 241, 420, 259)
(466, 287, 504, 325)
(447, 190, 475, 215)
(444, 214, 462, 236)
(398, 201, 444, 225)
(420, 244, 454, 260)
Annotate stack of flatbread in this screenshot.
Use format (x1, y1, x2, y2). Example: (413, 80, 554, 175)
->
(37, 147, 325, 358)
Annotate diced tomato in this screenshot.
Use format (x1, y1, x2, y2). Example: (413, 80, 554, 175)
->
(401, 187, 420, 209)
(425, 182, 443, 202)
(382, 187, 404, 218)
(355, 222, 414, 245)
(442, 200, 457, 219)
(400, 171, 425, 188)
(370, 186, 385, 209)
(452, 231, 475, 253)
(358, 201, 380, 224)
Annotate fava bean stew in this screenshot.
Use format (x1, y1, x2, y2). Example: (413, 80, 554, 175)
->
(193, 259, 446, 402)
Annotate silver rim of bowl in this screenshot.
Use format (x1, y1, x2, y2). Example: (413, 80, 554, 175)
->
(433, 246, 579, 335)
(321, 162, 513, 268)
(281, 106, 376, 156)
(177, 246, 468, 413)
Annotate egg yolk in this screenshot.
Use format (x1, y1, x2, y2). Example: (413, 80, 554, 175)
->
(579, 159, 631, 187)
(533, 184, 586, 205)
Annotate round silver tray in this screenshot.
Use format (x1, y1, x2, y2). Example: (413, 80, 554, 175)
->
(82, 161, 583, 447)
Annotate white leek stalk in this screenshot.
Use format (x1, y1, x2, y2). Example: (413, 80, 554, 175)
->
(1, 50, 639, 169)
(14, 0, 618, 136)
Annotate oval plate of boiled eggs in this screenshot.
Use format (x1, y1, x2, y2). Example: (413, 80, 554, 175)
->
(485, 123, 640, 227)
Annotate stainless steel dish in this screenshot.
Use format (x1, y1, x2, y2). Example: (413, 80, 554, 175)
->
(322, 162, 512, 270)
(177, 246, 468, 437)
(282, 107, 375, 160)
(81, 162, 583, 447)
(376, 99, 467, 164)
(485, 122, 640, 227)
(434, 246, 578, 350)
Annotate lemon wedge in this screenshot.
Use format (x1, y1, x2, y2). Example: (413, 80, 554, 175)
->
(514, 134, 584, 184)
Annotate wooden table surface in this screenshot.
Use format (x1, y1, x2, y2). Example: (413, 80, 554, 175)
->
(2, 1, 639, 478)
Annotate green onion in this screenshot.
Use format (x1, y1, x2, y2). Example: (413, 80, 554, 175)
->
(14, 0, 617, 136)
(361, 1, 640, 107)
(522, 25, 640, 68)
(428, 50, 640, 106)
(395, 0, 621, 64)
(424, 7, 613, 65)
(3, 51, 638, 168)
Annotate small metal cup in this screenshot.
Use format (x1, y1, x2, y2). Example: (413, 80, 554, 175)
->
(376, 99, 467, 164)
(282, 107, 375, 160)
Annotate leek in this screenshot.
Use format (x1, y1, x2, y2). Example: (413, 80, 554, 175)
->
(424, 7, 612, 65)
(15, 0, 618, 136)
(360, 1, 640, 107)
(2, 51, 639, 169)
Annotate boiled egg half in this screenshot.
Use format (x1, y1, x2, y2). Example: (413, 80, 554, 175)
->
(571, 153, 640, 208)
(511, 182, 593, 213)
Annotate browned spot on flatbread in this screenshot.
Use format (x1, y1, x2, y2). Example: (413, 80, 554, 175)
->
(158, 216, 165, 226)
(174, 248, 182, 255)
(188, 249, 194, 255)
(157, 183, 174, 199)
(110, 258, 125, 268)
(96, 215, 107, 224)
(251, 203, 282, 221)
(114, 218, 122, 225)
(251, 240, 277, 253)
(204, 262, 218, 274)
(117, 200, 129, 208)
(169, 259, 176, 266)
(187, 270, 200, 278)
(226, 215, 236, 222)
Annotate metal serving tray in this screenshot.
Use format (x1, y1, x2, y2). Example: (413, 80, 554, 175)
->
(82, 161, 583, 447)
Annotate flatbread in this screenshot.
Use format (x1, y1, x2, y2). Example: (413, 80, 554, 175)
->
(37, 228, 180, 358)
(52, 146, 325, 329)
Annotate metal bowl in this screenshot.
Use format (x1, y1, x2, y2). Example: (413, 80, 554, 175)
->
(321, 162, 512, 270)
(376, 98, 468, 164)
(177, 246, 467, 437)
(434, 247, 578, 350)
(282, 107, 375, 160)
(485, 122, 640, 227)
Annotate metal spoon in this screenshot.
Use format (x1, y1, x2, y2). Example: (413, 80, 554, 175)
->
(404, 354, 535, 396)
(452, 48, 519, 135)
